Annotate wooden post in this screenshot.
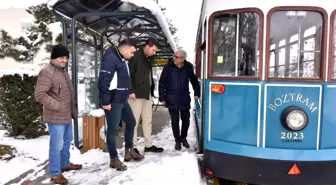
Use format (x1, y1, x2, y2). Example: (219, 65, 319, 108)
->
(82, 115, 106, 152)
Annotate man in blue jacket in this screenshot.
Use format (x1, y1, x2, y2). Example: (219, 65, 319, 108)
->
(159, 49, 200, 150)
(98, 39, 144, 171)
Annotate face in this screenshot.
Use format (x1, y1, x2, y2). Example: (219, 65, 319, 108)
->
(144, 45, 158, 57)
(122, 46, 136, 60)
(53, 56, 68, 67)
(173, 51, 184, 65)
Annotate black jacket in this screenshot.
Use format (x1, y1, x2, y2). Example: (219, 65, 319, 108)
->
(128, 48, 155, 99)
(97, 47, 131, 105)
(158, 60, 200, 110)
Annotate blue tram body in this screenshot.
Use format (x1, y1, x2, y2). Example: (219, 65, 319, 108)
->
(195, 80, 336, 184)
(193, 0, 336, 184)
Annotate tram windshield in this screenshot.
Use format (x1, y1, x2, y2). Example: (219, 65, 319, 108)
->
(211, 12, 260, 77)
(268, 11, 323, 78)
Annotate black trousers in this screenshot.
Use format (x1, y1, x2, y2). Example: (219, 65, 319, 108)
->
(168, 109, 190, 142)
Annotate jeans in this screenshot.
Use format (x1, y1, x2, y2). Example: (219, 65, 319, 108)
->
(168, 109, 190, 142)
(104, 102, 136, 158)
(47, 123, 72, 176)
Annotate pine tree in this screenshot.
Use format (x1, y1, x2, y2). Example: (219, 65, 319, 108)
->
(161, 7, 181, 49)
(166, 18, 180, 49)
(0, 3, 58, 62)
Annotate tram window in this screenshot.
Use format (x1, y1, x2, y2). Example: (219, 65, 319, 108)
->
(268, 11, 323, 78)
(211, 12, 260, 77)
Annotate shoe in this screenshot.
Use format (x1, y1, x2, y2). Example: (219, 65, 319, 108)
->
(133, 148, 140, 155)
(124, 148, 145, 162)
(61, 163, 82, 172)
(181, 138, 190, 148)
(110, 158, 127, 171)
(144, 145, 164, 153)
(175, 142, 181, 150)
(50, 174, 68, 184)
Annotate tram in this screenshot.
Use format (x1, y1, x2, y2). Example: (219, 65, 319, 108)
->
(194, 0, 336, 184)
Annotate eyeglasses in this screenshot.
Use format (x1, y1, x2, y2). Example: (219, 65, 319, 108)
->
(174, 55, 183, 59)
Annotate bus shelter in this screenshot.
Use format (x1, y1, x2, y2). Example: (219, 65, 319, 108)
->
(52, 0, 176, 148)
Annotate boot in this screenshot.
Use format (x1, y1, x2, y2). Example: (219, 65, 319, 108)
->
(175, 142, 181, 150)
(110, 158, 127, 171)
(181, 138, 190, 148)
(124, 148, 145, 162)
(50, 174, 68, 184)
(133, 148, 140, 155)
(61, 163, 82, 172)
(144, 145, 164, 153)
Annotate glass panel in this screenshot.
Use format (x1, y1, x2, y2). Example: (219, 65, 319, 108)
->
(268, 11, 323, 78)
(76, 42, 97, 141)
(153, 66, 163, 97)
(211, 12, 260, 77)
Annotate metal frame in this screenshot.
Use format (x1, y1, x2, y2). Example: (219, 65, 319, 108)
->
(53, 0, 174, 148)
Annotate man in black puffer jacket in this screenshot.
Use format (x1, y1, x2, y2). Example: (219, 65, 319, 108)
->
(158, 49, 200, 150)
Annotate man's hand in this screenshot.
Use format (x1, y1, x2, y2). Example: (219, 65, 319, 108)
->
(194, 96, 199, 100)
(103, 104, 112, 111)
(129, 93, 136, 100)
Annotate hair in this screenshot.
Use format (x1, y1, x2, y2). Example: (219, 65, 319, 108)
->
(144, 38, 159, 47)
(118, 38, 137, 48)
(175, 49, 187, 59)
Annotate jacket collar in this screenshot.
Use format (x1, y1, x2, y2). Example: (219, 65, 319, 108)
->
(50, 60, 66, 71)
(169, 59, 186, 68)
(139, 47, 154, 62)
(105, 46, 126, 61)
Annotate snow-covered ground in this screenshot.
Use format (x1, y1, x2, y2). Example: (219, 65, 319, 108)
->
(54, 118, 205, 185)
(0, 131, 49, 184)
(0, 104, 205, 185)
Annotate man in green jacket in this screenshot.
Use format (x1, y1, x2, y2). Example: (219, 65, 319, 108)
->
(128, 38, 164, 153)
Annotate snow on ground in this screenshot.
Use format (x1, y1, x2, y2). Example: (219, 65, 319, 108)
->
(0, 79, 204, 185)
(0, 110, 206, 185)
(0, 131, 49, 184)
(41, 108, 205, 185)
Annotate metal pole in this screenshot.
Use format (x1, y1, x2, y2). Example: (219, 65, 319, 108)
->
(71, 18, 79, 148)
(53, 10, 68, 46)
(53, 10, 68, 69)
(73, 11, 152, 20)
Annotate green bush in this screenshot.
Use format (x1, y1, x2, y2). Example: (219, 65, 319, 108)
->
(0, 74, 48, 138)
(0, 144, 16, 161)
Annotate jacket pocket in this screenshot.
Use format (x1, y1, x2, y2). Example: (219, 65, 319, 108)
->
(58, 102, 70, 113)
(49, 100, 61, 111)
(165, 93, 176, 106)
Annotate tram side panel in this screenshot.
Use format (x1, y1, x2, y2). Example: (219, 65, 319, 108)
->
(320, 85, 336, 149)
(203, 80, 260, 147)
(263, 83, 321, 149)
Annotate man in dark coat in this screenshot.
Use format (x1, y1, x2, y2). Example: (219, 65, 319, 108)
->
(158, 49, 200, 150)
(98, 39, 144, 172)
(128, 38, 164, 153)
